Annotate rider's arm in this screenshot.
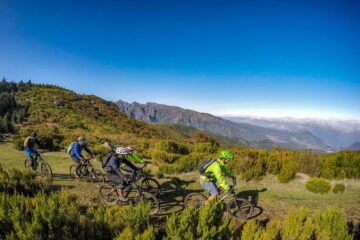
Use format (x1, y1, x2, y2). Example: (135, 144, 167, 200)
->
(126, 154, 144, 163)
(73, 143, 83, 159)
(212, 163, 230, 191)
(121, 157, 140, 171)
(83, 144, 94, 156)
(221, 164, 234, 178)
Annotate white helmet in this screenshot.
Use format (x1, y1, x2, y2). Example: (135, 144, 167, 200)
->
(115, 147, 127, 155)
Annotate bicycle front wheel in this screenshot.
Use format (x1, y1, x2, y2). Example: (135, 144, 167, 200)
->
(89, 169, 105, 187)
(99, 183, 119, 206)
(134, 191, 160, 215)
(184, 193, 207, 209)
(141, 178, 161, 197)
(24, 159, 33, 170)
(40, 161, 53, 180)
(226, 198, 253, 220)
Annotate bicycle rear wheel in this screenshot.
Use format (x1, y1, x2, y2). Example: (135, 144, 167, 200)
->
(99, 183, 119, 206)
(141, 178, 161, 197)
(134, 191, 160, 215)
(69, 164, 78, 180)
(89, 169, 105, 187)
(40, 161, 53, 180)
(184, 193, 207, 209)
(226, 198, 253, 220)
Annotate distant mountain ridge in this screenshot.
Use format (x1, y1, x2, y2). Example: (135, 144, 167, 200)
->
(224, 116, 360, 149)
(117, 100, 334, 151)
(344, 142, 360, 151)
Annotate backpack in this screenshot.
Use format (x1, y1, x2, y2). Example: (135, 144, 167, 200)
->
(102, 152, 113, 168)
(67, 142, 76, 155)
(198, 158, 217, 175)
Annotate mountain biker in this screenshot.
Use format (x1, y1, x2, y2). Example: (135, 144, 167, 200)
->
(24, 132, 43, 171)
(199, 150, 236, 202)
(120, 146, 144, 173)
(103, 147, 140, 199)
(69, 136, 96, 179)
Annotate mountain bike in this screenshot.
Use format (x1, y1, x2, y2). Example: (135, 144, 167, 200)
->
(184, 179, 254, 220)
(99, 172, 160, 215)
(121, 162, 161, 197)
(24, 151, 53, 180)
(69, 158, 105, 187)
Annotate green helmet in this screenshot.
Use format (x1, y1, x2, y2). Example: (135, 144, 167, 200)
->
(219, 150, 233, 159)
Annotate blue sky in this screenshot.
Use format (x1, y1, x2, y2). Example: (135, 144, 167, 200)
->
(1, 0, 359, 119)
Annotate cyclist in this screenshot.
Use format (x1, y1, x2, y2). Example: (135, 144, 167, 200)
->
(199, 150, 236, 202)
(121, 146, 144, 173)
(24, 132, 43, 171)
(69, 136, 96, 179)
(103, 147, 139, 200)
(103, 147, 140, 190)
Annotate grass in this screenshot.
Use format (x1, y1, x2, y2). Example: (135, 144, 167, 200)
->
(1, 138, 360, 223)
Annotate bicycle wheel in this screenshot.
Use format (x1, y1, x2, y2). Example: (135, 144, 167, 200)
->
(141, 178, 161, 197)
(184, 193, 207, 209)
(89, 169, 105, 187)
(134, 191, 160, 215)
(226, 198, 254, 220)
(40, 161, 53, 179)
(24, 159, 33, 169)
(99, 183, 119, 206)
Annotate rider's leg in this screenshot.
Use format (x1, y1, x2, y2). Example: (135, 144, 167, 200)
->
(200, 179, 219, 203)
(25, 148, 36, 171)
(106, 172, 127, 200)
(70, 155, 81, 178)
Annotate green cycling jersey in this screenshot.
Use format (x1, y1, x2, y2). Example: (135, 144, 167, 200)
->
(200, 158, 234, 191)
(121, 153, 144, 166)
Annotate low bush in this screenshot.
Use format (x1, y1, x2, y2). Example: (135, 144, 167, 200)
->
(305, 178, 331, 194)
(333, 183, 345, 193)
(0, 164, 49, 196)
(165, 200, 235, 239)
(241, 207, 352, 240)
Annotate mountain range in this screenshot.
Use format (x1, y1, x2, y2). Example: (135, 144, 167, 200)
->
(224, 116, 360, 149)
(117, 101, 336, 151)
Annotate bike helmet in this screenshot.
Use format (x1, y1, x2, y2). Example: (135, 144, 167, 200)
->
(126, 146, 135, 152)
(219, 150, 233, 159)
(31, 132, 37, 138)
(115, 147, 128, 155)
(78, 136, 86, 142)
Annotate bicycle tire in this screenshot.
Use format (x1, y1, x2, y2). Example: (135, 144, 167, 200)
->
(24, 159, 33, 169)
(226, 197, 254, 220)
(99, 183, 119, 206)
(134, 191, 160, 215)
(89, 169, 105, 187)
(40, 161, 53, 179)
(141, 178, 161, 197)
(184, 192, 207, 209)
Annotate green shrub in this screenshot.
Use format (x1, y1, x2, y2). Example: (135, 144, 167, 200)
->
(241, 219, 280, 240)
(314, 207, 352, 240)
(277, 158, 296, 183)
(0, 164, 49, 196)
(281, 207, 314, 240)
(165, 201, 235, 239)
(333, 183, 345, 194)
(0, 190, 81, 240)
(305, 178, 331, 194)
(151, 150, 180, 164)
(155, 140, 189, 155)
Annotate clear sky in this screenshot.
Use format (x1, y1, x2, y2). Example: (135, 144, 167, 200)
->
(1, 0, 359, 119)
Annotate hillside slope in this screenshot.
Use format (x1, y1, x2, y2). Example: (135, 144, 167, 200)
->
(4, 81, 234, 150)
(117, 100, 334, 151)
